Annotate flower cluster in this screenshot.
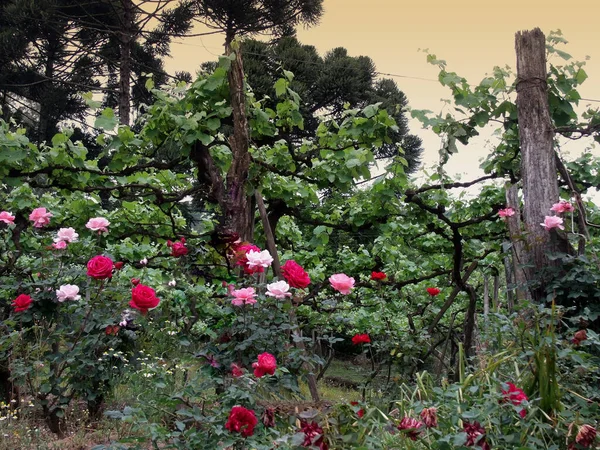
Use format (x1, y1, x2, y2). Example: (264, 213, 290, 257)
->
(541, 199, 574, 231)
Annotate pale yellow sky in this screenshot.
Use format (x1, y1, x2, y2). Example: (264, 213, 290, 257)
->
(165, 0, 600, 178)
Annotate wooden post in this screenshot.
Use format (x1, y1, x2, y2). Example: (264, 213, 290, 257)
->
(515, 28, 569, 301)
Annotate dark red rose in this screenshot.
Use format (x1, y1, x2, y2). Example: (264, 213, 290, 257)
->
(225, 406, 258, 437)
(426, 287, 441, 296)
(131, 278, 140, 285)
(86, 255, 114, 280)
(463, 421, 491, 450)
(574, 424, 597, 448)
(281, 260, 311, 288)
(352, 333, 371, 345)
(114, 261, 124, 270)
(252, 352, 277, 377)
(300, 420, 328, 449)
(261, 408, 275, 427)
(129, 284, 160, 315)
(12, 294, 32, 313)
(371, 271, 387, 281)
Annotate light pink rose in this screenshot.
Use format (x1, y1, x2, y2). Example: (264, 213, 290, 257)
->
(86, 217, 110, 233)
(329, 273, 355, 295)
(540, 216, 564, 231)
(231, 287, 257, 306)
(550, 200, 574, 214)
(52, 240, 67, 250)
(29, 208, 52, 228)
(245, 250, 274, 269)
(0, 211, 15, 224)
(56, 284, 81, 302)
(55, 227, 79, 243)
(265, 280, 292, 299)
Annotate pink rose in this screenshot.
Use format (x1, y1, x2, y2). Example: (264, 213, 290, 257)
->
(420, 407, 438, 428)
(329, 273, 355, 295)
(129, 284, 160, 314)
(281, 260, 311, 288)
(230, 243, 263, 274)
(246, 250, 274, 269)
(86, 255, 114, 279)
(52, 240, 67, 250)
(29, 207, 52, 228)
(265, 281, 292, 299)
(56, 284, 81, 302)
(231, 287, 257, 306)
(0, 211, 15, 225)
(502, 382, 528, 418)
(397, 417, 424, 441)
(86, 217, 110, 233)
(498, 207, 515, 218)
(540, 216, 564, 230)
(551, 200, 574, 214)
(55, 227, 79, 243)
(252, 352, 277, 377)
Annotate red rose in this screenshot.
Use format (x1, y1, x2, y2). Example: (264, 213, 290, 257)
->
(252, 352, 277, 377)
(225, 406, 258, 437)
(501, 382, 528, 418)
(371, 271, 387, 281)
(426, 287, 441, 296)
(170, 241, 188, 257)
(87, 255, 114, 280)
(131, 278, 140, 285)
(352, 333, 371, 345)
(231, 363, 244, 378)
(281, 260, 311, 288)
(573, 329, 587, 346)
(350, 401, 365, 418)
(12, 294, 32, 313)
(114, 261, 124, 270)
(129, 284, 160, 315)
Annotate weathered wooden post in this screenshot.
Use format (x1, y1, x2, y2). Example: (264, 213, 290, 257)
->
(515, 28, 569, 301)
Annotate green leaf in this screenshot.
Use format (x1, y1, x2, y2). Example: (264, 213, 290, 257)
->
(274, 78, 287, 97)
(95, 108, 117, 130)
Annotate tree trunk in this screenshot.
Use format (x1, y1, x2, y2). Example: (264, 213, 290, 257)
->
(223, 36, 254, 241)
(483, 275, 489, 318)
(515, 28, 569, 301)
(118, 0, 134, 126)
